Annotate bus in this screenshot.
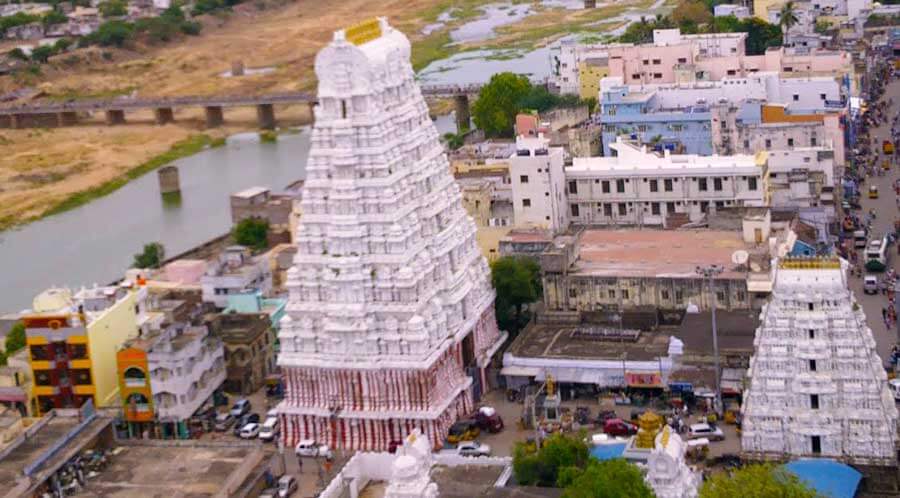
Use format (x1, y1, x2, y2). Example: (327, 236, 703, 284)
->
(865, 236, 890, 272)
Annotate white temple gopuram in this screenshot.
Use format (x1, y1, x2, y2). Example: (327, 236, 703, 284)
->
(645, 426, 701, 498)
(741, 257, 898, 465)
(276, 18, 506, 451)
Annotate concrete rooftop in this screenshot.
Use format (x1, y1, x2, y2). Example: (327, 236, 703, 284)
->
(508, 323, 670, 362)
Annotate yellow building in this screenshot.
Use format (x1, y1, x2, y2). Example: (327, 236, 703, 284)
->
(23, 286, 140, 415)
(753, 0, 784, 20)
(578, 59, 609, 100)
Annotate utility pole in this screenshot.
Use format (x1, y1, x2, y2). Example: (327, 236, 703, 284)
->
(696, 264, 724, 417)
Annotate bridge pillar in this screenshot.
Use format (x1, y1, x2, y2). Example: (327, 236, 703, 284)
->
(256, 103, 275, 130)
(454, 95, 470, 132)
(106, 109, 126, 125)
(584, 0, 596, 8)
(205, 106, 224, 128)
(56, 111, 78, 127)
(154, 107, 175, 125)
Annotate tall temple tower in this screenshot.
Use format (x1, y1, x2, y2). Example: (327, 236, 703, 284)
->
(277, 18, 506, 451)
(741, 257, 897, 465)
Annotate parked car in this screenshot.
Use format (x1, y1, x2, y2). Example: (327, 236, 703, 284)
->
(865, 275, 880, 294)
(688, 423, 725, 441)
(447, 420, 480, 444)
(214, 413, 235, 431)
(473, 406, 504, 433)
(595, 410, 617, 425)
(295, 439, 333, 459)
(603, 418, 637, 437)
(888, 378, 900, 401)
(277, 475, 298, 497)
(233, 413, 261, 436)
(259, 416, 280, 442)
(456, 440, 491, 457)
(239, 423, 260, 439)
(230, 399, 251, 417)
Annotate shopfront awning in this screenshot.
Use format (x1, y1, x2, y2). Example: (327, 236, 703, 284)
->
(0, 386, 26, 403)
(500, 366, 541, 377)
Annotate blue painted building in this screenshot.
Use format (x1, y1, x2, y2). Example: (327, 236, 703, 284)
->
(599, 85, 713, 156)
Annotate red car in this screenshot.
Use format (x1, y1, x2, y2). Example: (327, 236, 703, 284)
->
(603, 418, 637, 436)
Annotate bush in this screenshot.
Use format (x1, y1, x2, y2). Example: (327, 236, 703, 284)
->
(133, 242, 165, 269)
(513, 433, 590, 487)
(87, 20, 135, 47)
(30, 45, 55, 63)
(99, 0, 128, 18)
(0, 12, 41, 35)
(42, 10, 68, 27)
(5, 322, 25, 355)
(233, 217, 270, 250)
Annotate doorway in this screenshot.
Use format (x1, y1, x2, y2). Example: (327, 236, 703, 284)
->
(811, 436, 822, 454)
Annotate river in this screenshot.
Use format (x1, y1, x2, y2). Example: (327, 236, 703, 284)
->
(0, 132, 311, 312)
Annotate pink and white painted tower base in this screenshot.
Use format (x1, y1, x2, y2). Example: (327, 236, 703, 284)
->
(277, 18, 506, 452)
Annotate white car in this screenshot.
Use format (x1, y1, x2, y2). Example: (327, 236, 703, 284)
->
(889, 379, 900, 401)
(277, 475, 298, 497)
(258, 417, 280, 442)
(295, 439, 333, 458)
(239, 422, 260, 439)
(456, 440, 491, 457)
(688, 423, 725, 441)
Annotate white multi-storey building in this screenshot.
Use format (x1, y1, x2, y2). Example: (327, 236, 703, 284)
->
(200, 246, 272, 308)
(564, 138, 767, 226)
(764, 148, 836, 209)
(277, 18, 505, 451)
(508, 135, 568, 232)
(741, 258, 898, 465)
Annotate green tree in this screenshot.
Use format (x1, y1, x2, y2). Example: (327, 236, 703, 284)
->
(30, 45, 55, 63)
(442, 132, 464, 150)
(700, 464, 818, 498)
(8, 48, 28, 61)
(42, 10, 68, 27)
(814, 19, 831, 34)
(0, 350, 7, 367)
(5, 322, 26, 355)
(491, 256, 541, 336)
(672, 0, 712, 29)
(472, 72, 532, 138)
(132, 242, 165, 269)
(583, 96, 598, 115)
(778, 1, 799, 40)
(100, 0, 128, 18)
(233, 217, 270, 250)
(0, 12, 40, 35)
(562, 459, 654, 498)
(88, 20, 135, 47)
(513, 433, 590, 487)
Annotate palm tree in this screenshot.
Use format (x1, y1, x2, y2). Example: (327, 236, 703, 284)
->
(778, 1, 799, 44)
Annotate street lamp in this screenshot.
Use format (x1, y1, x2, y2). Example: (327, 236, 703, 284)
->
(695, 264, 724, 417)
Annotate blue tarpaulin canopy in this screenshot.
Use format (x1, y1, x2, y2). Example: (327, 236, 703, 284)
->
(784, 459, 862, 498)
(589, 443, 627, 461)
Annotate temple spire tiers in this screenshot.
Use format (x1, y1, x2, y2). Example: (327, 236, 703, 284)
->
(277, 18, 506, 451)
(741, 256, 898, 466)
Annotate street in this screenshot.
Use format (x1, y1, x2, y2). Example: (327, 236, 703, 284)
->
(845, 76, 900, 365)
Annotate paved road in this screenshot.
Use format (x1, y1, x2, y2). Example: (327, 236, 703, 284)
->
(846, 76, 900, 366)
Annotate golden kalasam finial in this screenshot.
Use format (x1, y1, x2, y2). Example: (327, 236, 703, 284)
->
(778, 255, 841, 270)
(345, 18, 382, 46)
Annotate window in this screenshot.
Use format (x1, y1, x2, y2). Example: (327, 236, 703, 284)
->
(809, 329, 815, 339)
(810, 394, 819, 410)
(716, 290, 726, 302)
(570, 204, 580, 217)
(661, 289, 670, 300)
(743, 139, 750, 149)
(30, 345, 50, 361)
(642, 59, 649, 65)
(793, 94, 799, 102)
(569, 288, 577, 298)
(698, 178, 708, 191)
(820, 93, 826, 100)
(675, 290, 683, 303)
(520, 175, 529, 183)
(603, 204, 613, 216)
(787, 138, 794, 147)
(811, 435, 821, 454)
(632, 73, 640, 80)
(622, 289, 630, 299)
(568, 180, 578, 194)
(765, 139, 772, 149)
(617, 203, 627, 216)
(737, 291, 746, 301)
(670, 124, 684, 132)
(608, 289, 616, 299)
(653, 73, 663, 79)
(664, 179, 673, 192)
(651, 202, 660, 215)
(713, 178, 723, 191)
(700, 201, 709, 213)
(616, 179, 625, 193)
(784, 66, 793, 72)
(748, 177, 758, 191)
(809, 359, 817, 372)
(649, 179, 658, 192)
(68, 344, 88, 359)
(677, 57, 687, 64)
(602, 180, 610, 193)
(522, 199, 531, 207)
(652, 59, 661, 65)
(667, 202, 675, 214)
(72, 369, 92, 385)
(35, 371, 53, 386)
(637, 125, 647, 132)
(811, 136, 817, 146)
(727, 70, 736, 76)
(808, 302, 814, 311)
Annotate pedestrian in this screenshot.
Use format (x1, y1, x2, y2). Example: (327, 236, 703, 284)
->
(882, 307, 888, 321)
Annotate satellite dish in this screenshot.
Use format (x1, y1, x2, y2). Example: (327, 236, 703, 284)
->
(732, 250, 749, 265)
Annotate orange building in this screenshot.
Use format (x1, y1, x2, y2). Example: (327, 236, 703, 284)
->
(116, 346, 154, 429)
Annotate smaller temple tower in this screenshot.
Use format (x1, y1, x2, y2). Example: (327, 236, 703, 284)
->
(645, 426, 701, 498)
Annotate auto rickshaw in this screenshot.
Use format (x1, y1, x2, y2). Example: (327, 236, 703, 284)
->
(447, 420, 480, 444)
(884, 140, 895, 155)
(724, 401, 740, 425)
(686, 438, 710, 463)
(884, 160, 892, 171)
(870, 185, 879, 199)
